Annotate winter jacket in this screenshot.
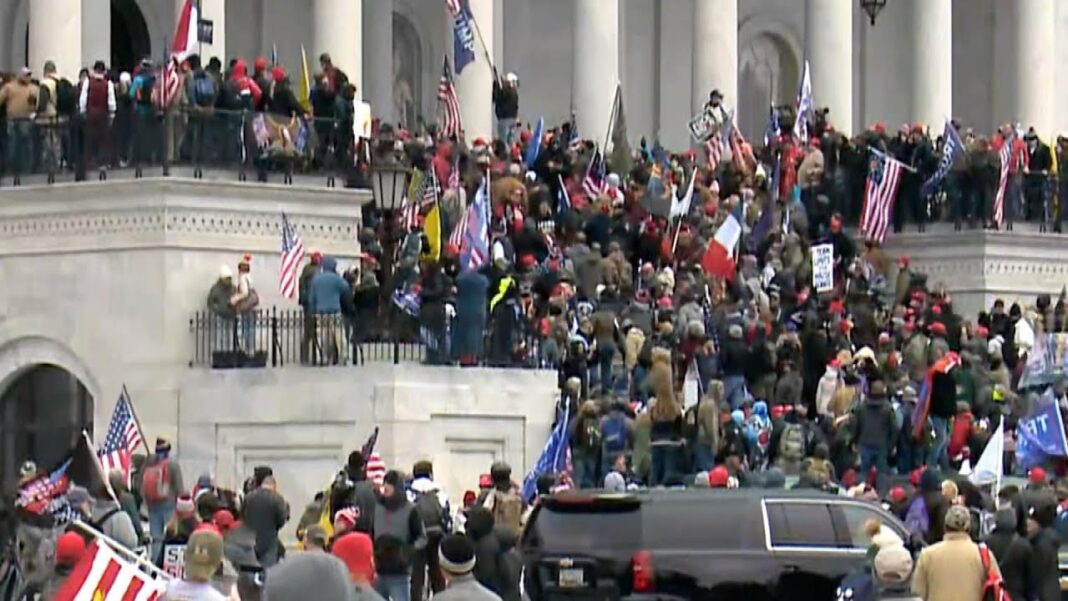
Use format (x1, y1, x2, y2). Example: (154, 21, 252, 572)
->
(372, 493, 426, 575)
(433, 574, 502, 601)
(242, 487, 288, 567)
(0, 80, 38, 119)
(1028, 526, 1061, 601)
(815, 367, 839, 418)
(308, 258, 351, 314)
(464, 507, 505, 596)
(904, 334, 929, 383)
(491, 79, 518, 120)
(986, 511, 1034, 601)
(910, 532, 999, 601)
(207, 278, 236, 318)
(853, 396, 896, 450)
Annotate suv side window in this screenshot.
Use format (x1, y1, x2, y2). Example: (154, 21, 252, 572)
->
(765, 502, 838, 548)
(833, 503, 907, 550)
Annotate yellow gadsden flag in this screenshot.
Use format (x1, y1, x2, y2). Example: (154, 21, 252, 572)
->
(423, 203, 443, 262)
(299, 44, 312, 113)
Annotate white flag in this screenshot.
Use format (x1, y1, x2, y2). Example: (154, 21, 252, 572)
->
(969, 418, 1004, 486)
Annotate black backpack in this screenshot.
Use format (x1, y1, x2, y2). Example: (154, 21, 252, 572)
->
(55, 79, 77, 115)
(414, 491, 444, 536)
(216, 80, 241, 111)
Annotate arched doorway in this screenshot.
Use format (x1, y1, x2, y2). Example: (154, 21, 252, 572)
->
(739, 32, 799, 142)
(112, 0, 151, 73)
(393, 14, 423, 129)
(0, 365, 93, 495)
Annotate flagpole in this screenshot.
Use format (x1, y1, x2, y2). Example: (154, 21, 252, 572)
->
(463, 2, 496, 73)
(602, 83, 620, 156)
(82, 431, 120, 505)
(71, 520, 172, 580)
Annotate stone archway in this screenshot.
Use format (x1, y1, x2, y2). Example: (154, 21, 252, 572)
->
(739, 31, 800, 142)
(112, 0, 151, 73)
(392, 13, 423, 129)
(0, 365, 94, 494)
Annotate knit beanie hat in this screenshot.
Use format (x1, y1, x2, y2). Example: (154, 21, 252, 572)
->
(438, 534, 476, 575)
(175, 494, 197, 519)
(263, 553, 351, 601)
(944, 505, 971, 532)
(331, 532, 375, 582)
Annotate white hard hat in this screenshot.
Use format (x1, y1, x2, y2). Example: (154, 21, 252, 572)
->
(220, 265, 233, 279)
(505, 72, 518, 83)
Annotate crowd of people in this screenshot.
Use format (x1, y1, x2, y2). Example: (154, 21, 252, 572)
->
(0, 51, 357, 181)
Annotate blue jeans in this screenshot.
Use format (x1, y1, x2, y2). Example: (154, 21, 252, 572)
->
(376, 574, 411, 601)
(6, 120, 33, 174)
(239, 312, 256, 352)
(148, 501, 174, 560)
(723, 375, 747, 410)
(573, 451, 598, 489)
(597, 342, 616, 396)
(650, 445, 680, 486)
(859, 445, 889, 492)
(497, 117, 516, 145)
(927, 416, 949, 470)
(694, 444, 717, 472)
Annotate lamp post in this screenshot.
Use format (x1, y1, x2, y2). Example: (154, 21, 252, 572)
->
(368, 136, 409, 362)
(860, 0, 887, 26)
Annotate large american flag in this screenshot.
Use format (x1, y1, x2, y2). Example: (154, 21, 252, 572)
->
(156, 0, 198, 109)
(437, 56, 463, 140)
(279, 213, 305, 299)
(994, 132, 1015, 227)
(53, 541, 164, 601)
(449, 205, 468, 250)
(582, 148, 607, 199)
(860, 149, 906, 244)
(99, 388, 144, 484)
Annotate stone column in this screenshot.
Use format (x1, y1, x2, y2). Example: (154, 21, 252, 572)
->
(692, 0, 737, 116)
(804, 0, 852, 134)
(574, 0, 619, 146)
(29, 0, 83, 79)
(191, 0, 226, 65)
(911, 0, 951, 129)
(314, 0, 363, 94)
(82, 0, 111, 70)
(453, 0, 494, 143)
(1014, 0, 1054, 134)
(363, 0, 393, 120)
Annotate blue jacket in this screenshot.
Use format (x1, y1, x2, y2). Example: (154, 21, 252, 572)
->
(308, 257, 350, 314)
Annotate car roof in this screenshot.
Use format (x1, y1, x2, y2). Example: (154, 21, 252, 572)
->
(546, 487, 843, 504)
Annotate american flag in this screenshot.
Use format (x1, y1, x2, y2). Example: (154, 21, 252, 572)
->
(447, 155, 461, 191)
(424, 168, 439, 206)
(437, 55, 463, 140)
(360, 427, 386, 488)
(994, 131, 1015, 227)
(53, 541, 164, 601)
(279, 213, 305, 299)
(99, 388, 144, 484)
(705, 133, 723, 167)
(860, 149, 906, 244)
(582, 148, 607, 199)
(156, 0, 198, 109)
(794, 59, 813, 141)
(449, 205, 468, 250)
(401, 169, 423, 232)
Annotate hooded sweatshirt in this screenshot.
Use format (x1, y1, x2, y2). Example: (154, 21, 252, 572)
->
(853, 394, 895, 450)
(309, 257, 351, 314)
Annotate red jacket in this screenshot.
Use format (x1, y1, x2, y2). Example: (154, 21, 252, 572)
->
(948, 410, 973, 459)
(993, 134, 1028, 173)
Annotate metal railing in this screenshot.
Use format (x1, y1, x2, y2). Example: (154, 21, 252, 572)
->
(0, 106, 366, 188)
(189, 307, 545, 369)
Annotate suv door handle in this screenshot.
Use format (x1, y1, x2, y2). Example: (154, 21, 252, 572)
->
(782, 564, 802, 573)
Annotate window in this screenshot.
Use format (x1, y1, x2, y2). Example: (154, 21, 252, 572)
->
(834, 503, 906, 550)
(766, 502, 838, 548)
(642, 499, 755, 550)
(530, 507, 642, 554)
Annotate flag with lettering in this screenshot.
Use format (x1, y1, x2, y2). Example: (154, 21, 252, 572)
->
(521, 402, 572, 503)
(99, 388, 144, 486)
(1016, 391, 1068, 469)
(53, 540, 165, 601)
(445, 0, 476, 74)
(921, 120, 965, 197)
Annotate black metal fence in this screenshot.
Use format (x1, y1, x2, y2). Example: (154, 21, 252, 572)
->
(189, 307, 545, 369)
(0, 106, 365, 187)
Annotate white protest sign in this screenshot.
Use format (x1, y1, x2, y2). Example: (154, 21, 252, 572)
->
(353, 101, 372, 139)
(688, 108, 720, 142)
(811, 243, 835, 293)
(162, 544, 186, 578)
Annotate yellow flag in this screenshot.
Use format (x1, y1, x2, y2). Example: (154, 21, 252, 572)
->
(315, 490, 334, 546)
(423, 203, 442, 261)
(299, 44, 312, 113)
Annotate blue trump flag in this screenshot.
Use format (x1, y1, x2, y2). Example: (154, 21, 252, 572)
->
(448, 0, 477, 74)
(921, 119, 964, 197)
(522, 404, 572, 502)
(1016, 392, 1068, 469)
(524, 117, 544, 168)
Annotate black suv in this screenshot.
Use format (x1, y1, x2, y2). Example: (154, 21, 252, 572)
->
(520, 488, 911, 601)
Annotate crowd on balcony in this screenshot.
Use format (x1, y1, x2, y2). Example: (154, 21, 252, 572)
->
(0, 52, 360, 182)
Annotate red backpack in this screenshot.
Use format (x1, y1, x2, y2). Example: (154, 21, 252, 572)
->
(141, 459, 171, 504)
(978, 543, 1011, 601)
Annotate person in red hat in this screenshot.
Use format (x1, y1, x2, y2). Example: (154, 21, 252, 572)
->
(41, 532, 87, 600)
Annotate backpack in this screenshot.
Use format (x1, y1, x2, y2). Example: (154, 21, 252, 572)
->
(581, 417, 602, 450)
(601, 414, 627, 455)
(193, 73, 216, 107)
(414, 491, 445, 536)
(137, 75, 156, 107)
(91, 507, 123, 533)
(141, 459, 171, 504)
(978, 543, 1010, 601)
(490, 490, 523, 534)
(55, 79, 77, 115)
(778, 423, 805, 463)
(216, 80, 241, 110)
(36, 84, 52, 114)
(722, 421, 747, 458)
